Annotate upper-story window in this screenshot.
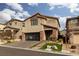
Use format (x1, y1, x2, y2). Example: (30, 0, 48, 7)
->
(22, 23, 25, 27)
(31, 18, 38, 26)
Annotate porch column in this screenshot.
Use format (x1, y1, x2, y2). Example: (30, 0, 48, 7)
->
(40, 31, 46, 41)
(11, 30, 15, 39)
(22, 33, 26, 41)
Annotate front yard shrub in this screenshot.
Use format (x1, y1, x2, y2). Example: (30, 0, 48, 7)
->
(40, 42, 62, 51)
(52, 44, 62, 51)
(40, 43, 47, 49)
(40, 42, 53, 49)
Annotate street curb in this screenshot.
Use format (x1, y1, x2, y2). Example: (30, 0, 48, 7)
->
(0, 45, 78, 56)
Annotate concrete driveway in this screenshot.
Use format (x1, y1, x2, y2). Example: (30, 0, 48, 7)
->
(4, 41, 40, 48)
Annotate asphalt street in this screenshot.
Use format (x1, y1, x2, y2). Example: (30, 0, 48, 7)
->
(0, 46, 69, 56)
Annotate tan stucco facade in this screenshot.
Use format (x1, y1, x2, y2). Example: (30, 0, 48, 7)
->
(66, 17, 79, 45)
(3, 13, 60, 41)
(0, 24, 6, 30)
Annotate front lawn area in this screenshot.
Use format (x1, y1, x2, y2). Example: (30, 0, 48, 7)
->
(40, 42, 62, 52)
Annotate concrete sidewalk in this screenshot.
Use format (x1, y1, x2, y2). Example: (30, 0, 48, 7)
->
(0, 45, 77, 56)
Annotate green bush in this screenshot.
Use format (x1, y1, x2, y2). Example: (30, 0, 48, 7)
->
(40, 42, 54, 49)
(40, 42, 62, 51)
(40, 43, 47, 49)
(52, 44, 62, 51)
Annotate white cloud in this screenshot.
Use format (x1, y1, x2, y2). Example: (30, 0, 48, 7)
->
(6, 3, 23, 12)
(14, 11, 30, 20)
(0, 12, 11, 21)
(67, 4, 79, 13)
(28, 3, 38, 6)
(53, 14, 72, 30)
(48, 3, 67, 10)
(60, 16, 72, 30)
(0, 3, 31, 22)
(48, 3, 79, 14)
(59, 17, 67, 30)
(0, 8, 30, 21)
(1, 9, 15, 16)
(22, 11, 31, 17)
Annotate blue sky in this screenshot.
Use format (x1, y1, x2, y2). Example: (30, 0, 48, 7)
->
(0, 3, 79, 30)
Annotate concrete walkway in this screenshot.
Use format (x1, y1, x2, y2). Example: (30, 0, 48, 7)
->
(4, 41, 40, 48)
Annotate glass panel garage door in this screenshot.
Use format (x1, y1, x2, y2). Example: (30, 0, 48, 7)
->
(25, 32, 40, 41)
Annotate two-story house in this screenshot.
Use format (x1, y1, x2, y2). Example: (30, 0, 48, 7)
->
(3, 13, 60, 41)
(4, 19, 23, 39)
(0, 23, 6, 31)
(66, 16, 79, 44)
(0, 23, 6, 36)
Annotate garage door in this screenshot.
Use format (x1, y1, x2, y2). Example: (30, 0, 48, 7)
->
(25, 32, 40, 41)
(73, 34, 79, 44)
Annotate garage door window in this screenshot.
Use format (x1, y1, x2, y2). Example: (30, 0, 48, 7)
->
(25, 33, 40, 41)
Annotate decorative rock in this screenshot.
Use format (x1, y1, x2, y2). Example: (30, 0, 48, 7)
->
(45, 48, 52, 51)
(47, 45, 52, 49)
(52, 45, 58, 49)
(45, 45, 52, 51)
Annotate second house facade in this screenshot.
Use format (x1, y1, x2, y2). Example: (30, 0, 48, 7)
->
(3, 13, 60, 41)
(66, 16, 79, 45)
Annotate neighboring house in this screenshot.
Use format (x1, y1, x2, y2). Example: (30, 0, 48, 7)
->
(66, 16, 79, 45)
(4, 19, 23, 39)
(0, 23, 6, 30)
(3, 13, 60, 41)
(0, 23, 6, 40)
(0, 23, 6, 33)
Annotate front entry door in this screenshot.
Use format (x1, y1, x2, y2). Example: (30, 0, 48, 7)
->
(45, 30, 52, 40)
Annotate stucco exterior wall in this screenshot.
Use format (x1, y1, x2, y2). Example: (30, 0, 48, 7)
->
(6, 21, 22, 29)
(52, 29, 58, 40)
(46, 18, 59, 28)
(22, 18, 45, 33)
(4, 13, 59, 41)
(67, 19, 79, 30)
(67, 18, 79, 44)
(69, 33, 79, 44)
(22, 16, 59, 33)
(0, 24, 6, 30)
